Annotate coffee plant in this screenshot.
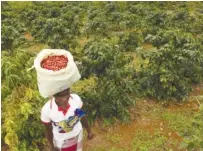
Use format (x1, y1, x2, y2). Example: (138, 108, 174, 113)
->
(2, 50, 47, 150)
(134, 44, 203, 100)
(118, 31, 144, 52)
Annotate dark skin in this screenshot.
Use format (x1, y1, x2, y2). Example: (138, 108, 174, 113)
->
(43, 89, 94, 151)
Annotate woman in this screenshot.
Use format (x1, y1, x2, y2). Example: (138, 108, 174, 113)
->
(41, 88, 94, 151)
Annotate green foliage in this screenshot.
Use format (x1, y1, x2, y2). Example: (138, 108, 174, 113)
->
(1, 50, 36, 99)
(2, 86, 46, 151)
(76, 39, 135, 122)
(81, 39, 120, 77)
(2, 2, 85, 51)
(72, 72, 135, 123)
(28, 11, 80, 49)
(85, 12, 111, 38)
(90, 76, 134, 122)
(2, 50, 47, 150)
(145, 29, 201, 49)
(118, 31, 143, 52)
(1, 2, 27, 51)
(181, 104, 203, 150)
(135, 44, 203, 100)
(1, 23, 26, 51)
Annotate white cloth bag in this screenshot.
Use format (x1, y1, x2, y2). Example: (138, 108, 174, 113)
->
(34, 49, 81, 98)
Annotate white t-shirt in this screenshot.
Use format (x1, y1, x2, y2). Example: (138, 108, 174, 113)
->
(41, 94, 83, 141)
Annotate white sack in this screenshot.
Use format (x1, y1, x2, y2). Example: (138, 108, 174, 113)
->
(34, 49, 81, 98)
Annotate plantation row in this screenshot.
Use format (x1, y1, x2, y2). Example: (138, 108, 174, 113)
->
(1, 2, 203, 150)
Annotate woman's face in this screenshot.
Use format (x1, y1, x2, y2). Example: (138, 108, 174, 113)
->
(55, 94, 70, 107)
(54, 89, 70, 107)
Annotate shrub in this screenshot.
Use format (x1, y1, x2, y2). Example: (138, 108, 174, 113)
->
(134, 44, 203, 100)
(2, 50, 47, 150)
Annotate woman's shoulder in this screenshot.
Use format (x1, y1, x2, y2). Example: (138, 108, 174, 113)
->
(70, 93, 83, 108)
(70, 93, 81, 100)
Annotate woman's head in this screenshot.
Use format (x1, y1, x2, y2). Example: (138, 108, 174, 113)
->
(54, 88, 70, 106)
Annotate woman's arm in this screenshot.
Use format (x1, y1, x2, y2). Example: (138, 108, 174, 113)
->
(81, 115, 94, 139)
(43, 123, 58, 151)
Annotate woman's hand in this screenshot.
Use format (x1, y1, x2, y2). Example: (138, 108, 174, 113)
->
(87, 132, 94, 139)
